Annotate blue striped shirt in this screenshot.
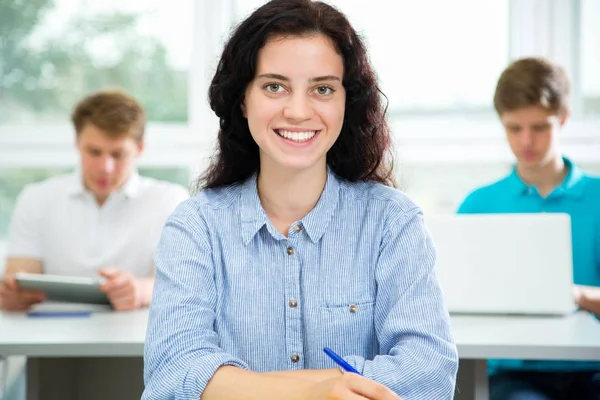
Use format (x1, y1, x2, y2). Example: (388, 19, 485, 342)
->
(142, 169, 458, 400)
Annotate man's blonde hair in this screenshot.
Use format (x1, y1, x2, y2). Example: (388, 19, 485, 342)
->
(71, 90, 146, 142)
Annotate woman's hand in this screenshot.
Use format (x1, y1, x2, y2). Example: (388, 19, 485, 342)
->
(308, 373, 402, 400)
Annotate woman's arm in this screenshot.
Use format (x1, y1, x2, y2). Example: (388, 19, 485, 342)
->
(341, 204, 458, 399)
(204, 366, 401, 400)
(262, 368, 341, 382)
(142, 200, 254, 399)
(202, 366, 312, 399)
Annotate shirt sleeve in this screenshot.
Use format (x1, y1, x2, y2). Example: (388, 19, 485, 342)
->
(595, 213, 600, 273)
(343, 205, 458, 399)
(456, 191, 479, 214)
(142, 199, 249, 400)
(7, 185, 44, 259)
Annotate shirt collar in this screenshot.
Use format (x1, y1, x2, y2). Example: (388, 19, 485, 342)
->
(240, 168, 341, 245)
(507, 156, 586, 199)
(67, 172, 87, 197)
(121, 171, 142, 198)
(67, 169, 142, 199)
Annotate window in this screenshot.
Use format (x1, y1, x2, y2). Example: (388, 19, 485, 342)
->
(233, 0, 268, 19)
(0, 169, 68, 239)
(0, 167, 191, 240)
(0, 0, 193, 123)
(581, 0, 600, 116)
(139, 167, 193, 192)
(232, 0, 509, 114)
(0, 0, 598, 250)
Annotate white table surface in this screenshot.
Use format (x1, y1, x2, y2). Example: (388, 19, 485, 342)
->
(0, 308, 148, 357)
(451, 312, 600, 361)
(2, 308, 600, 361)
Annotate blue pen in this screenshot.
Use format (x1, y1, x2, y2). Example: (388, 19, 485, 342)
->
(323, 347, 362, 375)
(27, 312, 91, 318)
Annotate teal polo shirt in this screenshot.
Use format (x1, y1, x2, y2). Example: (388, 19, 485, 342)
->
(457, 156, 600, 374)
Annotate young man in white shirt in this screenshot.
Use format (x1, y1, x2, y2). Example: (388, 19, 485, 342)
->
(0, 90, 189, 312)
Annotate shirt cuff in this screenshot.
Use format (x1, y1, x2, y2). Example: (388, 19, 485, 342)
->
(6, 246, 42, 260)
(343, 355, 366, 375)
(177, 353, 249, 400)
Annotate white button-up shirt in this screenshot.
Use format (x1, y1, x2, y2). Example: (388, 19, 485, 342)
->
(7, 172, 189, 278)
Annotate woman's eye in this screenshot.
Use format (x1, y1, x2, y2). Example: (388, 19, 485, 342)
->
(315, 86, 333, 95)
(266, 84, 282, 93)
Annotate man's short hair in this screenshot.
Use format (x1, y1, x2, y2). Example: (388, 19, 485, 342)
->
(71, 90, 146, 142)
(494, 57, 570, 117)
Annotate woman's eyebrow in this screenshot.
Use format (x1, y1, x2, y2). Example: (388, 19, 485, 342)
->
(256, 73, 341, 83)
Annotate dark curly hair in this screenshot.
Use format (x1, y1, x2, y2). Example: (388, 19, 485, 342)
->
(198, 0, 395, 190)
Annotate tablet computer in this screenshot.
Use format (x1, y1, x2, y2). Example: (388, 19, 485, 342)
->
(14, 273, 111, 305)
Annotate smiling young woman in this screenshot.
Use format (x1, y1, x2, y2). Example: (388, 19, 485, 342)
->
(141, 1, 458, 400)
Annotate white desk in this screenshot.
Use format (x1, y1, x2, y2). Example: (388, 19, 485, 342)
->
(0, 308, 148, 400)
(0, 309, 147, 357)
(452, 312, 600, 400)
(2, 310, 600, 400)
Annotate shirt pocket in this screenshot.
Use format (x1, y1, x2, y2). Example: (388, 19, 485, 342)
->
(318, 261, 377, 309)
(318, 300, 378, 357)
(321, 300, 375, 320)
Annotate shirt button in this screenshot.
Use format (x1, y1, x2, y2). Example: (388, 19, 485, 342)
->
(349, 304, 358, 313)
(290, 353, 300, 363)
(294, 225, 302, 232)
(287, 246, 294, 256)
(289, 299, 298, 308)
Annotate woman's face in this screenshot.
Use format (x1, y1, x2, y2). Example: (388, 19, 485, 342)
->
(243, 34, 346, 174)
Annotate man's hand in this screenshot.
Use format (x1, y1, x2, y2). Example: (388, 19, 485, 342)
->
(308, 373, 402, 400)
(98, 268, 143, 311)
(574, 285, 600, 317)
(0, 274, 45, 311)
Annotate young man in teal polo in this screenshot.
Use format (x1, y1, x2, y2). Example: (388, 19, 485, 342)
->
(457, 57, 600, 399)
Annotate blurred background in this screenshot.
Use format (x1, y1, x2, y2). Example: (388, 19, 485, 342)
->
(1, 0, 599, 261)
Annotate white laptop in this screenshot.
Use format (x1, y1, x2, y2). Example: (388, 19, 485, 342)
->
(425, 213, 575, 316)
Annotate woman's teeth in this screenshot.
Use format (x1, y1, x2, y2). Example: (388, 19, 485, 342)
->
(276, 129, 317, 142)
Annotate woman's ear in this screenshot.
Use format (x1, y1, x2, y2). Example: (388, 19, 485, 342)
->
(241, 100, 247, 118)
